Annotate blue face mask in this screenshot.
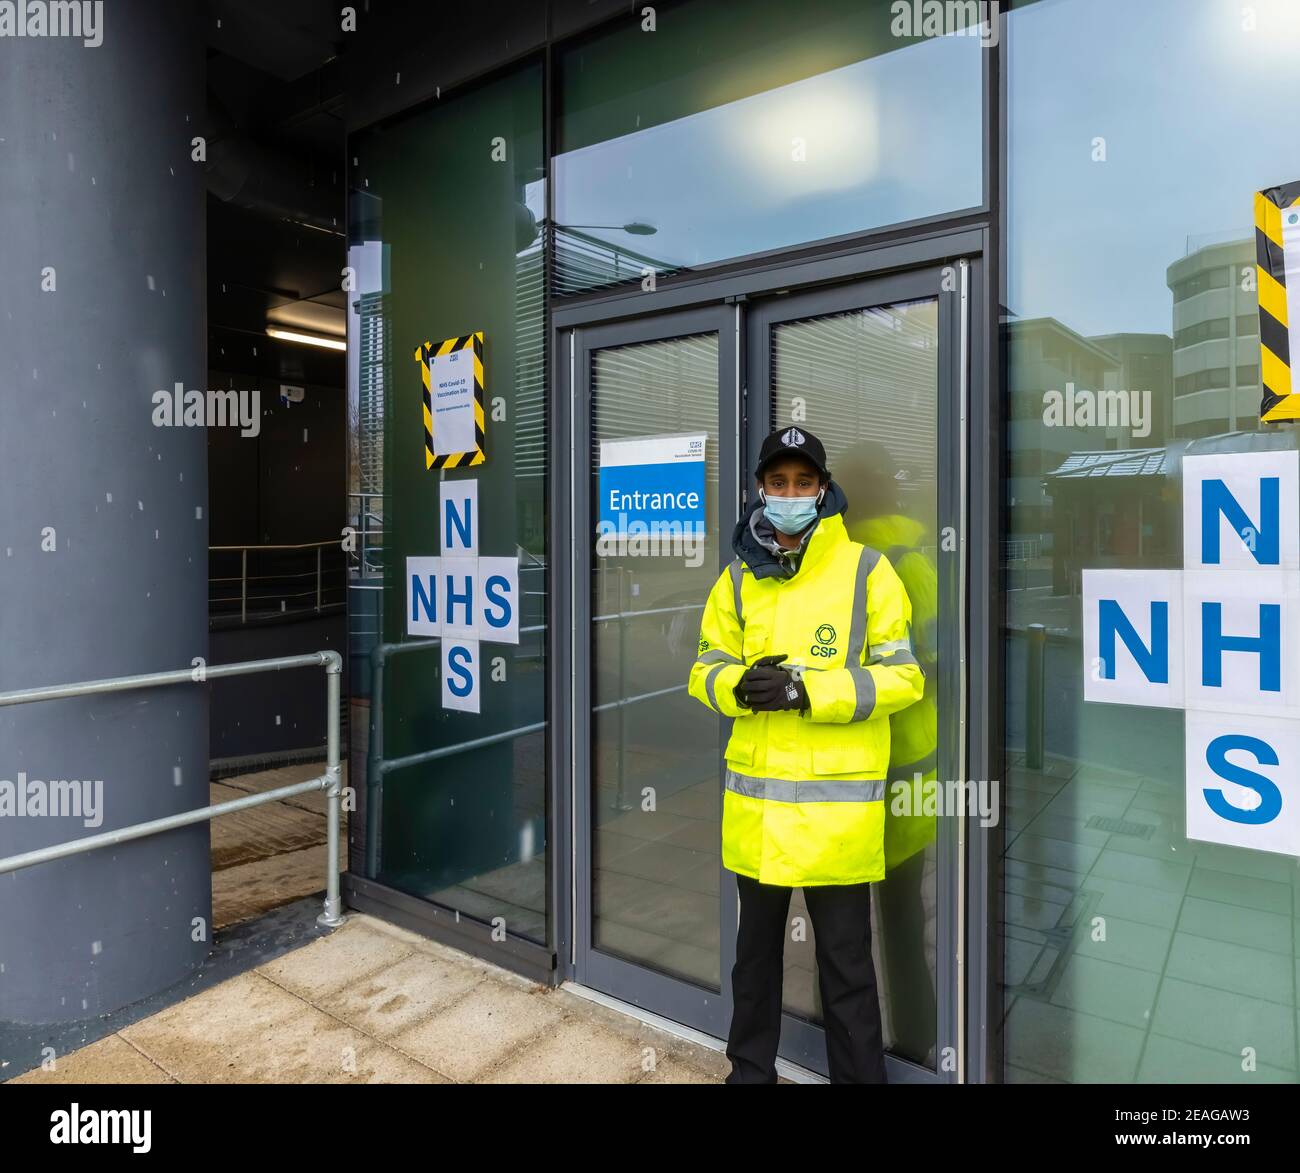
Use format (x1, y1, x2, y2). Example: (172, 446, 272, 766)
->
(761, 486, 825, 535)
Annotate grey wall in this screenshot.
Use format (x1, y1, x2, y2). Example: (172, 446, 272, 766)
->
(0, 1, 211, 1024)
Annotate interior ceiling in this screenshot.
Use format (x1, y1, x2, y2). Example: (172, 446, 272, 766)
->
(205, 0, 347, 381)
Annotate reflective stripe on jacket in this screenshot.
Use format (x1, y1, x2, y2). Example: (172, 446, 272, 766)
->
(688, 510, 925, 885)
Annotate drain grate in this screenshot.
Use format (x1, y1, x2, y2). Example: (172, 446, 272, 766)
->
(1085, 814, 1155, 839)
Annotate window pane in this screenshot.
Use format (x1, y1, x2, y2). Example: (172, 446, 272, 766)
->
(590, 333, 723, 989)
(1005, 0, 1300, 1084)
(554, 0, 983, 293)
(350, 62, 549, 943)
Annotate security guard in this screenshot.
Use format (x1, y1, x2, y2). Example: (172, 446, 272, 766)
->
(688, 426, 925, 1084)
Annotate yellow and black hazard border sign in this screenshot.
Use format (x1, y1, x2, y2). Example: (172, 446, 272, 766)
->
(413, 331, 486, 469)
(1255, 180, 1300, 423)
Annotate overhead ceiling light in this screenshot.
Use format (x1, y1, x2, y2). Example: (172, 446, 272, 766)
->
(267, 327, 347, 351)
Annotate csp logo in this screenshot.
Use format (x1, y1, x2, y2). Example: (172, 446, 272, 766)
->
(810, 623, 837, 658)
(698, 637, 710, 654)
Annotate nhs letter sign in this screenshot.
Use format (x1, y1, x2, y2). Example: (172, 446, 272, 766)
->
(405, 480, 520, 714)
(1082, 450, 1300, 856)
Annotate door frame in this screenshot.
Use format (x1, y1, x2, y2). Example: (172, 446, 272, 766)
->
(744, 264, 963, 1081)
(567, 303, 740, 1039)
(549, 223, 992, 1082)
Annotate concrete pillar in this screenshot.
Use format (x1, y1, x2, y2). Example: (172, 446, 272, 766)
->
(0, 1, 210, 1023)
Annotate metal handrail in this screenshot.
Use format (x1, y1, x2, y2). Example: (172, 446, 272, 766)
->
(364, 630, 545, 874)
(209, 540, 342, 552)
(361, 607, 697, 873)
(347, 492, 385, 578)
(0, 651, 347, 930)
(209, 541, 347, 623)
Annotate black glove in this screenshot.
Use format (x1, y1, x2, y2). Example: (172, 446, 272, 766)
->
(734, 654, 808, 712)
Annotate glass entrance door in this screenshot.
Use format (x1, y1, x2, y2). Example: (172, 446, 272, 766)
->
(569, 306, 741, 1038)
(564, 260, 970, 1081)
(745, 266, 964, 1081)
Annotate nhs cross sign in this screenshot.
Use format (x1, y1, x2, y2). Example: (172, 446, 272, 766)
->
(405, 480, 519, 714)
(1082, 450, 1300, 856)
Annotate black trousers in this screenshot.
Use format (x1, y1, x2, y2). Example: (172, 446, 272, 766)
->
(724, 872, 887, 1084)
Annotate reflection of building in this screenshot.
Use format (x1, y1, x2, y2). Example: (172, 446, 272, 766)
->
(1086, 332, 1173, 446)
(548, 224, 676, 296)
(1041, 429, 1298, 595)
(1041, 445, 1177, 596)
(1166, 239, 1262, 438)
(1005, 318, 1119, 575)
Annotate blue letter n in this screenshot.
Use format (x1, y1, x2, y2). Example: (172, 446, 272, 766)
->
(412, 575, 437, 623)
(1098, 599, 1168, 683)
(1201, 477, 1279, 565)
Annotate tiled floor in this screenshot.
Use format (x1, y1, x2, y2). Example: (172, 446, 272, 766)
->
(7, 914, 731, 1084)
(1001, 749, 1300, 1083)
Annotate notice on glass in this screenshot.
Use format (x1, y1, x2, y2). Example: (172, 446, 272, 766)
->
(429, 346, 476, 456)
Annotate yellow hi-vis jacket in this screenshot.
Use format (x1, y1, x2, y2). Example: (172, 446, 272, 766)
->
(688, 508, 925, 886)
(846, 513, 939, 871)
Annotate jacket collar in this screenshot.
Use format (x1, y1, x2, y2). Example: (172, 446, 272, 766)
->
(732, 478, 850, 580)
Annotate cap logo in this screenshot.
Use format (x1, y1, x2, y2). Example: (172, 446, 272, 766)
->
(781, 427, 805, 447)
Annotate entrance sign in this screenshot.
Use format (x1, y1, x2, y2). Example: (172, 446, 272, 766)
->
(414, 331, 486, 469)
(1083, 450, 1300, 855)
(405, 479, 519, 713)
(597, 432, 706, 539)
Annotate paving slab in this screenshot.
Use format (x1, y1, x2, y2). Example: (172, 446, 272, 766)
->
(387, 981, 567, 1083)
(120, 971, 443, 1084)
(9, 1035, 174, 1084)
(257, 920, 414, 1002)
(317, 951, 487, 1039)
(481, 1018, 650, 1084)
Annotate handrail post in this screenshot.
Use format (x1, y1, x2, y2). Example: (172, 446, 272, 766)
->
(1025, 624, 1046, 771)
(318, 649, 347, 927)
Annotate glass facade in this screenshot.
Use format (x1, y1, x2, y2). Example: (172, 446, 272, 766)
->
(344, 0, 1300, 1085)
(351, 62, 549, 942)
(1003, 0, 1300, 1082)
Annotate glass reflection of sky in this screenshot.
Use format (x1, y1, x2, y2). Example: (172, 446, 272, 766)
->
(554, 34, 982, 274)
(1009, 0, 1300, 337)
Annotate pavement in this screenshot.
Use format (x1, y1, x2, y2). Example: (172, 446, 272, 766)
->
(210, 762, 347, 930)
(7, 913, 731, 1084)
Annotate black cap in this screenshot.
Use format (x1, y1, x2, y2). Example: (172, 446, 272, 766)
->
(754, 426, 830, 480)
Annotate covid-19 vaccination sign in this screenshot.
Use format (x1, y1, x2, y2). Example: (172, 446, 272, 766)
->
(597, 433, 706, 542)
(1082, 450, 1300, 856)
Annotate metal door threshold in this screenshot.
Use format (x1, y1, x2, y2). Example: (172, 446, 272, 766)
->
(558, 980, 829, 1084)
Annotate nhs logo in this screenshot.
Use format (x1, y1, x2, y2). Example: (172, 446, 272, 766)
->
(1083, 450, 1300, 857)
(405, 480, 519, 714)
